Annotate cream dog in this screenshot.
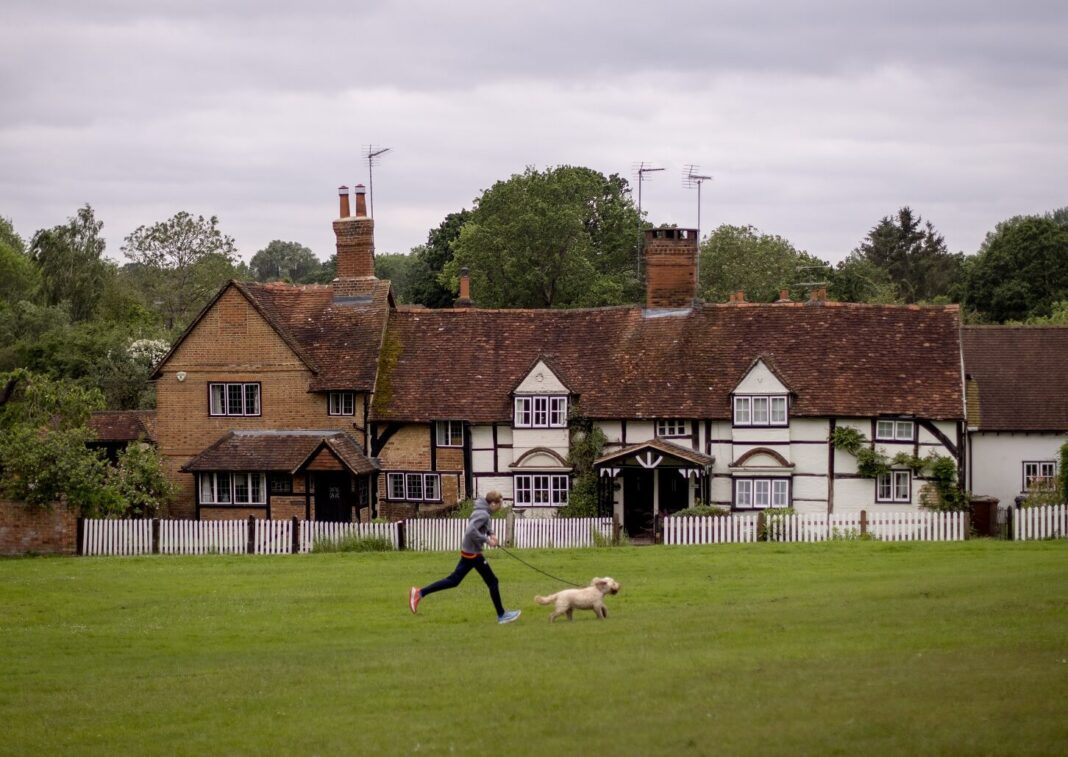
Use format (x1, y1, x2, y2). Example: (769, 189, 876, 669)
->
(534, 577, 620, 622)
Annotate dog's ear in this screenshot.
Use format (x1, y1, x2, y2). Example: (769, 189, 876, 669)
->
(593, 577, 607, 589)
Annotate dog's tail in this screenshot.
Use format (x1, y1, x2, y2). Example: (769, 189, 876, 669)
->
(534, 593, 558, 605)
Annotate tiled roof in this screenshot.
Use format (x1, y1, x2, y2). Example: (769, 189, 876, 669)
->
(596, 438, 716, 467)
(961, 326, 1068, 431)
(237, 280, 392, 392)
(181, 431, 377, 474)
(372, 302, 964, 423)
(88, 410, 156, 443)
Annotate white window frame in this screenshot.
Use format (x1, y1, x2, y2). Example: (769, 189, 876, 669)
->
(734, 478, 790, 509)
(435, 421, 464, 447)
(876, 470, 911, 503)
(514, 396, 568, 428)
(514, 474, 569, 507)
(875, 419, 915, 442)
(199, 472, 266, 505)
(1023, 461, 1057, 492)
(656, 420, 689, 438)
(733, 395, 788, 427)
(328, 392, 355, 416)
(209, 383, 261, 416)
(386, 472, 442, 502)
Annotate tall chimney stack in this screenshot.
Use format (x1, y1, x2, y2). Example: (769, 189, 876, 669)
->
(453, 267, 473, 308)
(332, 184, 375, 286)
(644, 227, 698, 309)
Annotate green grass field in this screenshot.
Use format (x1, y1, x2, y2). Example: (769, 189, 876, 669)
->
(2, 540, 1067, 755)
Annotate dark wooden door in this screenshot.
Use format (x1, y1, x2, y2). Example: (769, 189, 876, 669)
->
(314, 473, 352, 522)
(623, 470, 654, 536)
(658, 469, 689, 515)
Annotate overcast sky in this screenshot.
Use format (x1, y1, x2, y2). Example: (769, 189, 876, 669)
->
(2, 1, 1066, 266)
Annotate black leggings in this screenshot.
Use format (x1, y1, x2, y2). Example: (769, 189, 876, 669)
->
(420, 553, 505, 617)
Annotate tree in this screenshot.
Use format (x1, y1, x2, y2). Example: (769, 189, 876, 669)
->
(29, 205, 110, 321)
(830, 254, 902, 304)
(122, 212, 239, 330)
(407, 210, 471, 308)
(963, 210, 1068, 322)
(443, 166, 643, 308)
(698, 224, 830, 303)
(249, 240, 322, 283)
(851, 207, 963, 303)
(0, 216, 39, 305)
(374, 252, 415, 302)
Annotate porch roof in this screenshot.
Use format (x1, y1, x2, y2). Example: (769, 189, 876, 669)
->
(181, 430, 377, 475)
(594, 438, 715, 468)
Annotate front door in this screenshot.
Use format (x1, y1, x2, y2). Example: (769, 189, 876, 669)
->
(314, 473, 352, 522)
(658, 469, 689, 515)
(623, 469, 654, 537)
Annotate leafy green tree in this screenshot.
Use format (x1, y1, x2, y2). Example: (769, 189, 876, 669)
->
(249, 240, 322, 283)
(374, 252, 415, 302)
(830, 254, 902, 304)
(698, 224, 830, 303)
(29, 205, 110, 321)
(0, 216, 39, 305)
(444, 166, 643, 308)
(963, 210, 1068, 322)
(121, 212, 239, 330)
(407, 210, 470, 308)
(852, 207, 963, 303)
(113, 441, 174, 517)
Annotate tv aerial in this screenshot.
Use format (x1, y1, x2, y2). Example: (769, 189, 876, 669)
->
(682, 165, 713, 240)
(363, 145, 392, 218)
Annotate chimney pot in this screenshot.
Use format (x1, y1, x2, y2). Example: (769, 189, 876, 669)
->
(776, 288, 791, 303)
(338, 185, 350, 218)
(736, 290, 746, 303)
(354, 184, 368, 218)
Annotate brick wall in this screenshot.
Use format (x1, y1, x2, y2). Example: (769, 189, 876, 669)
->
(0, 500, 77, 555)
(375, 423, 467, 518)
(333, 217, 375, 278)
(156, 286, 369, 518)
(644, 228, 698, 308)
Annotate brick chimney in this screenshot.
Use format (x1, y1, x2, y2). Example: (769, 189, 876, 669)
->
(776, 289, 791, 303)
(453, 267, 473, 308)
(332, 184, 375, 300)
(644, 227, 698, 309)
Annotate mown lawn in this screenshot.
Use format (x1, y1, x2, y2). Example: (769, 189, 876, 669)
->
(2, 540, 1067, 755)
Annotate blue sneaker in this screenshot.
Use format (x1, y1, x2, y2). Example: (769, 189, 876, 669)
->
(497, 609, 521, 624)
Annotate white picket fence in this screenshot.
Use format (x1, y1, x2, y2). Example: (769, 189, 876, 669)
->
(512, 517, 612, 548)
(81, 518, 153, 556)
(405, 518, 467, 552)
(663, 514, 759, 545)
(663, 510, 967, 545)
(301, 521, 400, 552)
(160, 519, 245, 555)
(1014, 504, 1068, 541)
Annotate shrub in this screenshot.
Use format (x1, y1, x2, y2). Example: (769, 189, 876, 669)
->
(451, 498, 507, 520)
(312, 534, 394, 553)
(672, 505, 730, 518)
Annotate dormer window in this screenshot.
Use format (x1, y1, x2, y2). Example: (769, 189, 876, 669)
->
(514, 396, 567, 428)
(733, 395, 788, 427)
(875, 419, 914, 442)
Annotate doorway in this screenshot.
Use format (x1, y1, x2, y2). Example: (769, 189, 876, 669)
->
(623, 470, 654, 537)
(314, 472, 352, 522)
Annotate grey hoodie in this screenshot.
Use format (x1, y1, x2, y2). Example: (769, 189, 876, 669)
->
(461, 497, 496, 555)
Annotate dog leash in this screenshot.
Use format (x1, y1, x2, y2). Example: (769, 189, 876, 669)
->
(495, 544, 584, 587)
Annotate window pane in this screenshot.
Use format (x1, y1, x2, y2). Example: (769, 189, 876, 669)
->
(234, 474, 250, 503)
(515, 476, 531, 504)
(388, 473, 405, 500)
(552, 476, 569, 505)
(770, 397, 787, 424)
(752, 397, 769, 425)
(200, 475, 214, 503)
(210, 385, 225, 415)
(514, 398, 530, 427)
(877, 474, 891, 501)
(424, 475, 439, 501)
(1040, 462, 1056, 477)
(251, 474, 264, 503)
(895, 421, 913, 441)
(755, 480, 770, 506)
(533, 397, 548, 427)
(244, 385, 259, 415)
(226, 384, 243, 415)
(406, 473, 424, 500)
(734, 397, 750, 424)
(773, 480, 788, 506)
(216, 473, 232, 503)
(894, 472, 909, 500)
(550, 397, 567, 427)
(343, 393, 353, 415)
(876, 420, 894, 439)
(736, 480, 752, 506)
(533, 475, 549, 503)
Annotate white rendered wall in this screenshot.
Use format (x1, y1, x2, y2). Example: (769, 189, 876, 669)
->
(968, 431, 1066, 508)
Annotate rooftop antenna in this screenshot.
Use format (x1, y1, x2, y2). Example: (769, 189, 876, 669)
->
(682, 165, 713, 241)
(795, 264, 830, 298)
(633, 161, 664, 270)
(363, 145, 392, 218)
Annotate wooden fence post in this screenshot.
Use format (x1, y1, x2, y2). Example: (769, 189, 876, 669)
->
(397, 520, 407, 551)
(612, 512, 621, 546)
(152, 518, 161, 554)
(76, 517, 84, 556)
(757, 511, 767, 542)
(247, 515, 255, 554)
(859, 510, 868, 538)
(963, 511, 971, 540)
(506, 508, 516, 548)
(291, 516, 300, 554)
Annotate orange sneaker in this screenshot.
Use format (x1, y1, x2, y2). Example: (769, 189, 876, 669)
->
(409, 586, 421, 614)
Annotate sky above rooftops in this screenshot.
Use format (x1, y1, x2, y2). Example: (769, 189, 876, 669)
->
(1, 0, 1065, 265)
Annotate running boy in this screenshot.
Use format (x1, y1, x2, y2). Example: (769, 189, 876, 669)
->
(409, 491, 521, 624)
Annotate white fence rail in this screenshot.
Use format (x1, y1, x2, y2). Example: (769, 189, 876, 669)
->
(405, 518, 467, 552)
(1014, 504, 1068, 541)
(160, 519, 245, 555)
(512, 517, 612, 548)
(301, 521, 400, 552)
(663, 514, 759, 545)
(81, 518, 153, 556)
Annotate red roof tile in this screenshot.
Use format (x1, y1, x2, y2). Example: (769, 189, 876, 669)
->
(181, 431, 376, 474)
(961, 326, 1068, 431)
(88, 410, 156, 443)
(371, 302, 964, 423)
